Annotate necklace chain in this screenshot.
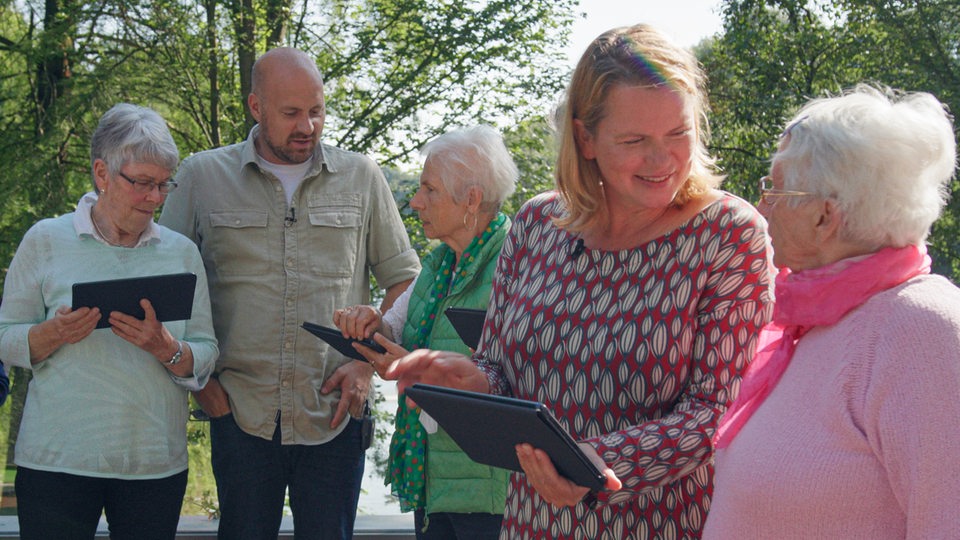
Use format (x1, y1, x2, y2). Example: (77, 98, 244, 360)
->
(91, 206, 135, 248)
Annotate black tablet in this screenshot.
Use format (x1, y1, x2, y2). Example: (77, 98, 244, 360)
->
(72, 272, 197, 329)
(444, 307, 487, 349)
(404, 383, 606, 490)
(301, 321, 387, 361)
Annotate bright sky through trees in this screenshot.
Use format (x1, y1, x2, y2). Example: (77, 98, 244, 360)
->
(566, 0, 724, 64)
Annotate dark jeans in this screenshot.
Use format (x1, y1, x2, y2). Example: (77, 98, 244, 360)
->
(209, 413, 365, 540)
(414, 508, 504, 540)
(15, 466, 188, 540)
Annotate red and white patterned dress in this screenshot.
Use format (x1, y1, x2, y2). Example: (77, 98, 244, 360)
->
(475, 192, 774, 539)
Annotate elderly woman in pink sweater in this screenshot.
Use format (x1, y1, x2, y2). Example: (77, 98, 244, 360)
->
(704, 84, 960, 539)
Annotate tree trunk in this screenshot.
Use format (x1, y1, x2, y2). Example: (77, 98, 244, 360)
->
(34, 0, 74, 137)
(206, 0, 221, 148)
(265, 0, 293, 49)
(231, 0, 256, 131)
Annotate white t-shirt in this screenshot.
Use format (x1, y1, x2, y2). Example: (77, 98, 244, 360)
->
(258, 157, 311, 206)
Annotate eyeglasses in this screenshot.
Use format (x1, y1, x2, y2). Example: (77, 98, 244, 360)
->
(758, 176, 814, 204)
(117, 171, 178, 194)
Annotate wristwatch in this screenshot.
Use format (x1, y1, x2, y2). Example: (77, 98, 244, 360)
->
(166, 341, 183, 366)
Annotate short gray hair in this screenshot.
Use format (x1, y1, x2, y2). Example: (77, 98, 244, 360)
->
(773, 84, 956, 248)
(90, 103, 179, 192)
(421, 125, 518, 213)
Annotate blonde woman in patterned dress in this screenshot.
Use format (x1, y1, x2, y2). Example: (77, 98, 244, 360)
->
(387, 24, 775, 539)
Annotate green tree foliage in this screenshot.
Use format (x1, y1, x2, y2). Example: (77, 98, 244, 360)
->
(0, 0, 567, 513)
(839, 0, 960, 279)
(0, 0, 572, 290)
(316, 0, 573, 167)
(702, 0, 863, 200)
(703, 0, 960, 280)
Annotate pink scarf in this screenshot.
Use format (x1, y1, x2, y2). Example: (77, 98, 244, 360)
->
(714, 244, 931, 449)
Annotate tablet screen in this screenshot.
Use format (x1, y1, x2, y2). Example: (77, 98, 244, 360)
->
(405, 383, 606, 490)
(71, 272, 197, 329)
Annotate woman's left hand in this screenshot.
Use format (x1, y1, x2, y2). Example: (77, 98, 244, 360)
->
(108, 298, 177, 361)
(515, 442, 622, 507)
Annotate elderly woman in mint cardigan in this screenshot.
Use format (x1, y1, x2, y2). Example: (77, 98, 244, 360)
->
(334, 125, 517, 539)
(0, 103, 218, 540)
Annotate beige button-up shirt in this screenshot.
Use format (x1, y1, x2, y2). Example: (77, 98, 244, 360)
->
(160, 128, 420, 444)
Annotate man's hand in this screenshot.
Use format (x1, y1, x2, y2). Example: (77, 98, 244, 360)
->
(321, 359, 375, 429)
(192, 378, 232, 418)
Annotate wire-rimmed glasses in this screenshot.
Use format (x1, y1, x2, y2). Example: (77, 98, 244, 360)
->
(758, 176, 813, 204)
(118, 171, 178, 194)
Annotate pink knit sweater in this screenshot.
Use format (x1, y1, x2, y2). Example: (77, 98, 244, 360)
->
(704, 274, 960, 539)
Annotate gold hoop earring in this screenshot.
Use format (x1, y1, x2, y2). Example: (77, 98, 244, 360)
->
(462, 212, 479, 235)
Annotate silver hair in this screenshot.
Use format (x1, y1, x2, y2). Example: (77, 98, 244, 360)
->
(89, 103, 179, 192)
(773, 84, 956, 248)
(421, 125, 518, 213)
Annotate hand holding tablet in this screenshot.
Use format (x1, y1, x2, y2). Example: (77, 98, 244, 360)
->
(301, 321, 387, 361)
(404, 383, 606, 491)
(71, 273, 197, 329)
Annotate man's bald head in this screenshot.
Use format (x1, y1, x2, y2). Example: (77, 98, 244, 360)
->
(251, 47, 324, 97)
(248, 47, 326, 164)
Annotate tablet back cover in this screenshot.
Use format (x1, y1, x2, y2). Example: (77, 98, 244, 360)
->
(443, 307, 486, 349)
(405, 383, 605, 490)
(301, 321, 386, 361)
(72, 272, 197, 329)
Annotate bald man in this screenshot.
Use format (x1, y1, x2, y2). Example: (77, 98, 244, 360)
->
(160, 48, 419, 539)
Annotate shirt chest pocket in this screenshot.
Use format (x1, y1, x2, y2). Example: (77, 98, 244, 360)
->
(207, 210, 270, 276)
(305, 203, 363, 277)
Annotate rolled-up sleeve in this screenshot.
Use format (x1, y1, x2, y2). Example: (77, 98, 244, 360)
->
(365, 165, 420, 289)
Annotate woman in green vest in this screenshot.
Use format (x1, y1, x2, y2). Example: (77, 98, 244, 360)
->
(334, 125, 517, 539)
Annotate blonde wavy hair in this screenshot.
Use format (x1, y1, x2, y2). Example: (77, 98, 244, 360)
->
(555, 24, 723, 232)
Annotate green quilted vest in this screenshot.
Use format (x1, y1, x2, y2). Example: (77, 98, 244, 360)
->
(401, 217, 511, 516)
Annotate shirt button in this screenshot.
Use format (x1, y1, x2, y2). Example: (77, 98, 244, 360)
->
(281, 380, 289, 388)
(234, 219, 241, 225)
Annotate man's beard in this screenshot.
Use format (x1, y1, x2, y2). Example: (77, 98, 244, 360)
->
(265, 132, 317, 164)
